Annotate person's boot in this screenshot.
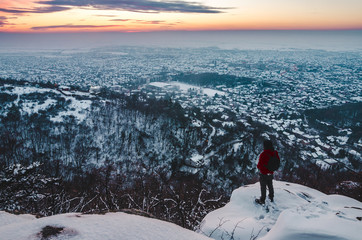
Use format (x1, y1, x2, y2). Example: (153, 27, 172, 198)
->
(255, 198, 265, 205)
(269, 197, 274, 202)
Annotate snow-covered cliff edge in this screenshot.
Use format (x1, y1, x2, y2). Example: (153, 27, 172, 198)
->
(199, 181, 361, 240)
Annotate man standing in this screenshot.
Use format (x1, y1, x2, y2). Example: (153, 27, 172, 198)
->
(255, 140, 280, 205)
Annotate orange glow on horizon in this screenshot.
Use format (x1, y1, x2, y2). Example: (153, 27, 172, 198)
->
(0, 0, 361, 33)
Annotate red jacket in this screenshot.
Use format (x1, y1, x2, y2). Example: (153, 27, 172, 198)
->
(257, 149, 280, 175)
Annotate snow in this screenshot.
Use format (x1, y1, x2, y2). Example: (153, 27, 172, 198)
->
(0, 211, 35, 226)
(2, 85, 91, 123)
(222, 121, 235, 127)
(271, 123, 279, 130)
(324, 158, 338, 164)
(5, 86, 56, 96)
(261, 195, 361, 240)
(0, 212, 211, 240)
(349, 149, 361, 158)
(0, 179, 361, 240)
(148, 82, 170, 88)
(287, 134, 296, 141)
(171, 82, 224, 97)
(216, 129, 226, 136)
(191, 153, 204, 164)
(199, 181, 362, 240)
(335, 136, 349, 145)
(50, 97, 92, 123)
(292, 128, 304, 135)
(351, 96, 362, 101)
(148, 81, 225, 97)
(316, 159, 337, 169)
(233, 142, 243, 152)
(22, 99, 57, 115)
(192, 119, 203, 127)
(221, 114, 229, 120)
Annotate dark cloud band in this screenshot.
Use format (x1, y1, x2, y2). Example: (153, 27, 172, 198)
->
(110, 19, 166, 25)
(0, 6, 70, 14)
(31, 24, 123, 30)
(36, 0, 226, 13)
(0, 16, 7, 27)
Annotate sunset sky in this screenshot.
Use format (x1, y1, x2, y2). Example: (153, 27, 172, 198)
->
(0, 0, 361, 32)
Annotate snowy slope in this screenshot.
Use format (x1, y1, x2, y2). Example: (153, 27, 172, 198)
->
(199, 181, 362, 240)
(1, 85, 91, 123)
(0, 211, 211, 240)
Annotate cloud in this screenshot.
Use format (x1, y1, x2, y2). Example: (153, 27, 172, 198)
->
(110, 19, 167, 25)
(0, 16, 7, 27)
(32, 5, 70, 13)
(135, 20, 166, 24)
(110, 19, 131, 22)
(31, 24, 123, 30)
(0, 8, 31, 14)
(95, 15, 118, 17)
(0, 16, 19, 27)
(36, 0, 226, 13)
(0, 0, 226, 16)
(0, 6, 70, 14)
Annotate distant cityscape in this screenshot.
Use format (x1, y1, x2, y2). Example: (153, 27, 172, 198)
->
(0, 46, 361, 170)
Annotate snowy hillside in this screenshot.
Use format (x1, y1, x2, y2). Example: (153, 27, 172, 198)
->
(1, 79, 361, 233)
(199, 181, 362, 240)
(0, 211, 211, 240)
(0, 84, 92, 123)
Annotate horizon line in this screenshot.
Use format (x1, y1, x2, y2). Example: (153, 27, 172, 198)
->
(1, 28, 362, 34)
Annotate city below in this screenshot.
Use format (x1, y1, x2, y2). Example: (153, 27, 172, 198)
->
(0, 46, 360, 171)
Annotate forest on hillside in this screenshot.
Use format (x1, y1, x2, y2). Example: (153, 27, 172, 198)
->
(305, 102, 362, 143)
(0, 78, 360, 230)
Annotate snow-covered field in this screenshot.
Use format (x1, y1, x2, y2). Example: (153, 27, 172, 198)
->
(199, 181, 362, 240)
(148, 81, 225, 97)
(0, 211, 211, 240)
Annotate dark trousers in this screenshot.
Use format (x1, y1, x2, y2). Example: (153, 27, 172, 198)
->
(259, 174, 274, 202)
